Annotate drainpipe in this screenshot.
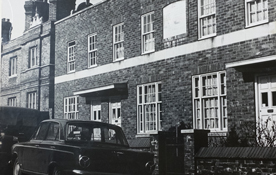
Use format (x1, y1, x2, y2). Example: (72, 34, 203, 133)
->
(38, 24, 43, 111)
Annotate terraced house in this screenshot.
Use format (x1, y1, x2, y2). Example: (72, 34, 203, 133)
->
(1, 0, 276, 155)
(54, 0, 276, 148)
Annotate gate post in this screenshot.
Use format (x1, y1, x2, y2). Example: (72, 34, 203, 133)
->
(181, 129, 209, 175)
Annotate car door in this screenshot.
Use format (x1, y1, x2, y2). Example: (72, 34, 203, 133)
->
(22, 122, 49, 173)
(37, 122, 60, 174)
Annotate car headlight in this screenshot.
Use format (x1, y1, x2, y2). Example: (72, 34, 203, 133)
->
(0, 133, 5, 137)
(79, 156, 90, 168)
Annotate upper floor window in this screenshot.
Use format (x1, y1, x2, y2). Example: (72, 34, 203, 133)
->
(64, 96, 79, 120)
(68, 41, 76, 73)
(193, 71, 227, 132)
(29, 47, 38, 68)
(245, 0, 268, 27)
(8, 97, 16, 106)
(141, 12, 155, 54)
(88, 34, 97, 67)
(137, 82, 162, 134)
(27, 91, 37, 109)
(113, 23, 124, 61)
(9, 56, 17, 77)
(198, 0, 216, 39)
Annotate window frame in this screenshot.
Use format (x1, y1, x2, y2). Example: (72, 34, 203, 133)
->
(27, 91, 37, 109)
(8, 97, 17, 106)
(198, 0, 217, 39)
(113, 23, 124, 61)
(88, 34, 97, 68)
(9, 56, 17, 77)
(245, 0, 269, 27)
(68, 41, 76, 73)
(91, 103, 101, 121)
(141, 12, 155, 54)
(137, 82, 162, 134)
(64, 96, 79, 120)
(29, 46, 38, 68)
(192, 71, 227, 132)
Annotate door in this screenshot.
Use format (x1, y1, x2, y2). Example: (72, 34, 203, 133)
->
(257, 75, 276, 135)
(110, 102, 121, 127)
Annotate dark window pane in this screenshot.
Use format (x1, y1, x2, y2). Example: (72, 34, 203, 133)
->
(272, 91, 276, 106)
(262, 92, 268, 107)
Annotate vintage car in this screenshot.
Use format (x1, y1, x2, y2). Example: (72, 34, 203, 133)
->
(11, 119, 155, 175)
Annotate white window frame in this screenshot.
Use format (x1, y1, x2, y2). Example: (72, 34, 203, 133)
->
(29, 47, 38, 68)
(245, 0, 268, 27)
(27, 91, 37, 109)
(64, 96, 79, 120)
(68, 41, 76, 73)
(198, 0, 216, 39)
(192, 71, 227, 132)
(9, 56, 17, 77)
(8, 97, 16, 106)
(141, 12, 155, 54)
(137, 82, 162, 134)
(113, 23, 124, 61)
(91, 104, 101, 121)
(88, 34, 97, 67)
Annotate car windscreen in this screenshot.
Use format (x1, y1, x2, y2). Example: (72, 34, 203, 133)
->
(66, 122, 129, 147)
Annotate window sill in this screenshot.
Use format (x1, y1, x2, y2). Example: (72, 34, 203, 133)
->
(142, 50, 155, 55)
(9, 75, 17, 78)
(136, 132, 158, 137)
(208, 131, 227, 137)
(245, 20, 269, 29)
(113, 58, 124, 62)
(198, 33, 217, 41)
(67, 70, 76, 74)
(88, 64, 97, 69)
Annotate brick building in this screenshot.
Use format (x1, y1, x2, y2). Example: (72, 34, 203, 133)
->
(54, 0, 276, 147)
(1, 0, 75, 117)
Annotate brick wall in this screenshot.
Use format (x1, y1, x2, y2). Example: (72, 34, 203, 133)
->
(1, 21, 55, 112)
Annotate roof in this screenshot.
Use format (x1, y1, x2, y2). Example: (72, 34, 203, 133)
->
(196, 147, 276, 160)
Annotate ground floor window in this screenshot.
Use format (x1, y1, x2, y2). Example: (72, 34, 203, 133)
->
(193, 71, 227, 132)
(64, 96, 79, 119)
(27, 91, 37, 109)
(8, 97, 16, 106)
(137, 82, 162, 134)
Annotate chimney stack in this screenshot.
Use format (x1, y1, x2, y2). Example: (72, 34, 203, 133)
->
(1, 18, 13, 43)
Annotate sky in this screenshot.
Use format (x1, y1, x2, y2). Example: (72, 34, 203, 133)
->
(1, 0, 100, 40)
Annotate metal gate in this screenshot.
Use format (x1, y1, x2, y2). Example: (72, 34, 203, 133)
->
(158, 131, 184, 175)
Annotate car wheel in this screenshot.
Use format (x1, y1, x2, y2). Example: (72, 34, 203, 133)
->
(51, 167, 61, 175)
(13, 158, 21, 175)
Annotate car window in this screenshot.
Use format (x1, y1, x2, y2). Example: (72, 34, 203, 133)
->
(45, 122, 59, 141)
(33, 123, 49, 140)
(66, 122, 128, 146)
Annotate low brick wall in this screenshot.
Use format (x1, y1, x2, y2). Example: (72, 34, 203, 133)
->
(195, 147, 276, 175)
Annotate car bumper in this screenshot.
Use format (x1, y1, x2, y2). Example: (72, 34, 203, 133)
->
(66, 169, 129, 175)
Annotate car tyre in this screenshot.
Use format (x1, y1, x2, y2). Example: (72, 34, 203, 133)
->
(13, 158, 22, 175)
(51, 167, 61, 175)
